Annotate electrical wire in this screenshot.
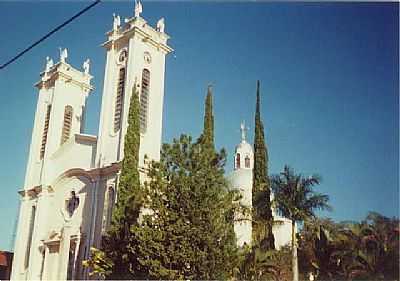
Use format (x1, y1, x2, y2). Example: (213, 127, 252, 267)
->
(0, 0, 101, 70)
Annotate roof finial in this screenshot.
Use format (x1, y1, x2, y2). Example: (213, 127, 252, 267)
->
(112, 13, 121, 31)
(240, 121, 248, 143)
(45, 56, 54, 73)
(134, 0, 143, 18)
(156, 17, 165, 33)
(83, 58, 90, 74)
(59, 47, 68, 63)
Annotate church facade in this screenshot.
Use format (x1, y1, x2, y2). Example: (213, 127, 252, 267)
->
(11, 2, 291, 280)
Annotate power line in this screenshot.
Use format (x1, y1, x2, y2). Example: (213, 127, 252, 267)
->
(0, 0, 101, 70)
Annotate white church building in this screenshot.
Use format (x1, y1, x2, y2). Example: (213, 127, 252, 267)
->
(11, 2, 291, 280)
(229, 122, 293, 249)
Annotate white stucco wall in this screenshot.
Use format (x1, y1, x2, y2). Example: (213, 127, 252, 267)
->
(96, 16, 172, 171)
(228, 169, 253, 246)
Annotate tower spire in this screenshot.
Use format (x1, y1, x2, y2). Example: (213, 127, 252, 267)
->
(240, 121, 248, 143)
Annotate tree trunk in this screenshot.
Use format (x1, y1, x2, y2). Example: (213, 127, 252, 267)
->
(292, 220, 299, 281)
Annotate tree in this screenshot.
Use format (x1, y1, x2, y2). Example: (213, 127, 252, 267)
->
(237, 246, 292, 281)
(127, 135, 239, 279)
(199, 84, 215, 152)
(83, 86, 142, 279)
(86, 86, 240, 279)
(252, 80, 275, 250)
(298, 217, 346, 280)
(271, 165, 331, 281)
(338, 212, 399, 280)
(298, 213, 399, 281)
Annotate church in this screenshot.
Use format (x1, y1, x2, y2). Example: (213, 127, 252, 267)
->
(11, 1, 291, 280)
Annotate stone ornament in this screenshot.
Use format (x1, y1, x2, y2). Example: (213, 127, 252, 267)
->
(83, 59, 90, 74)
(156, 17, 165, 33)
(59, 47, 68, 63)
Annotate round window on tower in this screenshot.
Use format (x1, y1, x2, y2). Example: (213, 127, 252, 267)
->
(118, 49, 128, 64)
(144, 51, 152, 64)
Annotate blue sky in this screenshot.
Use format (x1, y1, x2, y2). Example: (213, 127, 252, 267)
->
(0, 1, 398, 251)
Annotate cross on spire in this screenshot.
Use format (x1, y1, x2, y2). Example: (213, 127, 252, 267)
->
(240, 121, 248, 143)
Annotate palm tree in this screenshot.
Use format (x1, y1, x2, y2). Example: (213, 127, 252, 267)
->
(339, 212, 399, 280)
(237, 245, 292, 281)
(271, 165, 331, 281)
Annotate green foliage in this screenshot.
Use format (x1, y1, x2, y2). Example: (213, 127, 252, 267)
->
(199, 85, 215, 152)
(112, 85, 142, 233)
(252, 80, 275, 250)
(82, 247, 113, 278)
(84, 86, 142, 279)
(128, 135, 239, 279)
(298, 212, 399, 280)
(271, 165, 331, 223)
(85, 85, 240, 279)
(271, 165, 331, 281)
(236, 245, 292, 281)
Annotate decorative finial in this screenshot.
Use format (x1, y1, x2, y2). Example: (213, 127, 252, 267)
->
(207, 83, 212, 94)
(45, 56, 54, 73)
(113, 13, 121, 30)
(240, 121, 248, 143)
(156, 17, 165, 33)
(83, 59, 90, 74)
(134, 0, 143, 18)
(59, 47, 68, 63)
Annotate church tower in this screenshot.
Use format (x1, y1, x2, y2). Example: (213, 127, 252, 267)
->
(11, 51, 93, 280)
(23, 51, 93, 189)
(96, 1, 173, 171)
(229, 122, 253, 247)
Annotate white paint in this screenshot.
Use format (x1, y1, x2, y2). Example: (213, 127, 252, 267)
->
(228, 123, 294, 249)
(11, 3, 172, 279)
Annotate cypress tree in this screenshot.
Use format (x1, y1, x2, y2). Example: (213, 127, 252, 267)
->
(113, 85, 141, 232)
(85, 86, 143, 279)
(109, 85, 143, 278)
(252, 80, 275, 250)
(200, 85, 215, 151)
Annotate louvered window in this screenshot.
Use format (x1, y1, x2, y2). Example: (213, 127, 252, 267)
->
(40, 105, 51, 159)
(140, 69, 150, 133)
(61, 105, 73, 144)
(25, 205, 36, 269)
(114, 67, 126, 133)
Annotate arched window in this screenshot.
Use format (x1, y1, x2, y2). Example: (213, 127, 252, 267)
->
(245, 156, 250, 168)
(40, 105, 51, 159)
(114, 67, 126, 133)
(236, 153, 241, 169)
(106, 187, 115, 229)
(140, 69, 150, 133)
(61, 105, 73, 144)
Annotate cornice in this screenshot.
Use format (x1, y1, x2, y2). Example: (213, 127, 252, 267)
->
(35, 63, 93, 93)
(102, 20, 173, 54)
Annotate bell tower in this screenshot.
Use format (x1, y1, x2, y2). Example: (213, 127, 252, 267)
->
(24, 51, 93, 189)
(230, 121, 254, 247)
(96, 1, 173, 170)
(12, 51, 93, 281)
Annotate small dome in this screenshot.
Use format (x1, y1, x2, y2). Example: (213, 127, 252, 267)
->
(235, 141, 253, 155)
(234, 122, 254, 170)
